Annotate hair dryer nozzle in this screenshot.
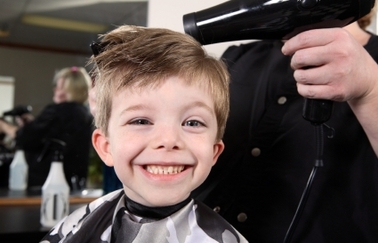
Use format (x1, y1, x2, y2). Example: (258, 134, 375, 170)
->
(3, 105, 32, 117)
(183, 13, 200, 42)
(183, 0, 376, 45)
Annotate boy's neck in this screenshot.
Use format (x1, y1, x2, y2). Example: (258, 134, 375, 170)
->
(124, 195, 192, 220)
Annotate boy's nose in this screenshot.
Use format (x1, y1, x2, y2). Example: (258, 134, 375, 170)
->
(152, 125, 184, 150)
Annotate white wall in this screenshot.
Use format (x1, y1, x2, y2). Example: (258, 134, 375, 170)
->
(147, 0, 250, 58)
(0, 76, 15, 116)
(367, 10, 378, 34)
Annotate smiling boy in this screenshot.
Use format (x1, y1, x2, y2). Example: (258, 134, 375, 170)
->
(40, 25, 248, 243)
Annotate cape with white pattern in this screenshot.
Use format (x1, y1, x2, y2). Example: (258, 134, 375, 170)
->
(40, 189, 248, 243)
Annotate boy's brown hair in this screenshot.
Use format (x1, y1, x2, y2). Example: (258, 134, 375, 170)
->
(89, 25, 229, 141)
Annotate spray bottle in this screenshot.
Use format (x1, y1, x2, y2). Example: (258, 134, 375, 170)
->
(8, 147, 28, 190)
(40, 139, 70, 228)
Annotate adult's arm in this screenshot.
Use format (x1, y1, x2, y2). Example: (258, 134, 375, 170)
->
(282, 27, 378, 156)
(15, 104, 58, 150)
(0, 119, 18, 139)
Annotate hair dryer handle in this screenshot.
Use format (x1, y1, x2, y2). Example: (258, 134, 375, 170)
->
(302, 98, 333, 125)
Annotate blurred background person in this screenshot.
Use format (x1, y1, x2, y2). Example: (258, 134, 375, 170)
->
(0, 67, 93, 191)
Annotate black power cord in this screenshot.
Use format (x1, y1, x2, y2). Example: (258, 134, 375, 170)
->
(283, 99, 333, 243)
(283, 124, 325, 243)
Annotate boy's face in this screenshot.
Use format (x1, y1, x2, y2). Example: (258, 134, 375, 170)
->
(93, 76, 224, 207)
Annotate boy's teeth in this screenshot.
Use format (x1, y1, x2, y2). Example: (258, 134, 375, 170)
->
(146, 165, 185, 174)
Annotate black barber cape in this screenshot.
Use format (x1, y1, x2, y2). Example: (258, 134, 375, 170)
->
(40, 189, 248, 243)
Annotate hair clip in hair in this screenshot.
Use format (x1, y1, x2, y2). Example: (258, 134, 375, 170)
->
(90, 41, 110, 56)
(89, 41, 109, 87)
(71, 66, 78, 72)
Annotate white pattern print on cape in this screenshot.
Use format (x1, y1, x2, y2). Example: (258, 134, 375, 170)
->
(40, 189, 248, 243)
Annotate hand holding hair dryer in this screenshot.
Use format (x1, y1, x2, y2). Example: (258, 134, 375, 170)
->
(183, 0, 375, 125)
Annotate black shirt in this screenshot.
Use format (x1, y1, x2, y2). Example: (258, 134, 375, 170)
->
(193, 35, 378, 242)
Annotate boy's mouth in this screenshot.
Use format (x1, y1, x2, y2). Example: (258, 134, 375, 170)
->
(144, 165, 185, 175)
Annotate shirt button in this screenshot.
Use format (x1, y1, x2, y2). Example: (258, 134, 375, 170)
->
(251, 147, 261, 157)
(213, 206, 221, 213)
(277, 96, 287, 105)
(237, 213, 247, 222)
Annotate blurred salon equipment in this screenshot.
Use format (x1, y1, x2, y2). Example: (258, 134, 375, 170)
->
(3, 105, 32, 117)
(0, 105, 32, 188)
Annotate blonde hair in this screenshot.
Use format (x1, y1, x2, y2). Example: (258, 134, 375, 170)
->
(53, 67, 91, 104)
(358, 1, 377, 29)
(89, 25, 230, 141)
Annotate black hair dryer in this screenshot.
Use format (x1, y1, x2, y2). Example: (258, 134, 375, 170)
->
(183, 0, 375, 45)
(3, 105, 32, 117)
(183, 0, 375, 125)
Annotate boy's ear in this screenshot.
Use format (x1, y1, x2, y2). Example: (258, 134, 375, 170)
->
(92, 128, 114, 167)
(212, 140, 225, 166)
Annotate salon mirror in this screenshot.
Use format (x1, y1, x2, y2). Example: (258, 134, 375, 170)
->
(0, 0, 148, 115)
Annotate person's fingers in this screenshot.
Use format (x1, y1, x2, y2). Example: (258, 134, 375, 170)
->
(289, 45, 331, 70)
(282, 28, 339, 55)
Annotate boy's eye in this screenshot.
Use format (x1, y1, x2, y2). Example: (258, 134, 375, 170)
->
(129, 119, 152, 125)
(183, 120, 205, 127)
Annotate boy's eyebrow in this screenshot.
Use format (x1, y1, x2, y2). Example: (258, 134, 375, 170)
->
(120, 104, 151, 115)
(186, 101, 214, 115)
(119, 101, 214, 115)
